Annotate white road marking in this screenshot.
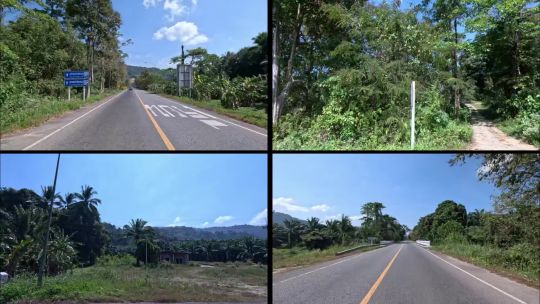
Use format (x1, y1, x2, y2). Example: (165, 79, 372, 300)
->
(152, 105, 171, 117)
(22, 91, 124, 150)
(419, 245, 527, 304)
(169, 106, 188, 118)
(158, 105, 176, 117)
(200, 120, 228, 129)
(145, 105, 158, 117)
(177, 104, 267, 137)
(274, 246, 389, 285)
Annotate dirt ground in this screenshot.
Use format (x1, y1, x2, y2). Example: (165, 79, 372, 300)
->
(465, 103, 537, 150)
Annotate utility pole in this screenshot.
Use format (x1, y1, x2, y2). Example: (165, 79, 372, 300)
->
(37, 154, 61, 287)
(181, 44, 185, 65)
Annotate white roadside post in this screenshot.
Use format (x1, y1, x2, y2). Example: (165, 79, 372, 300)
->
(68, 87, 71, 102)
(411, 80, 416, 150)
(83, 85, 86, 101)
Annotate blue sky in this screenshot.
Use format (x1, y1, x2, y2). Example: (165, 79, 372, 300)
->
(113, 0, 267, 68)
(0, 154, 267, 228)
(273, 154, 499, 229)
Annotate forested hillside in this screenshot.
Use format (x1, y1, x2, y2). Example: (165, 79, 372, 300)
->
(272, 0, 539, 149)
(0, 0, 127, 134)
(410, 154, 540, 284)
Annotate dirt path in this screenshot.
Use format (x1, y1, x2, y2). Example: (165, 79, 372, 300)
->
(466, 103, 537, 150)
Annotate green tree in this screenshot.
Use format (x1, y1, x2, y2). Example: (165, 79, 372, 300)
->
(124, 218, 153, 266)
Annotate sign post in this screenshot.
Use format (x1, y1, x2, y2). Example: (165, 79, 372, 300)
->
(410, 80, 416, 150)
(64, 71, 89, 101)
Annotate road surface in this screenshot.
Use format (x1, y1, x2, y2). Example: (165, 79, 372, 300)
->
(0, 89, 267, 150)
(273, 242, 539, 304)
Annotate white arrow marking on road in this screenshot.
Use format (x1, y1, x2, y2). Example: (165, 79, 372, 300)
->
(200, 120, 228, 130)
(180, 104, 266, 137)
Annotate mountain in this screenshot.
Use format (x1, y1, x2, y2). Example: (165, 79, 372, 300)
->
(126, 65, 161, 78)
(103, 222, 266, 246)
(127, 65, 176, 80)
(154, 225, 267, 241)
(272, 212, 307, 225)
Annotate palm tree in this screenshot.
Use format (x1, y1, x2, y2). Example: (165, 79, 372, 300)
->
(306, 217, 321, 233)
(124, 218, 153, 266)
(283, 219, 303, 248)
(337, 215, 353, 246)
(60, 193, 77, 208)
(73, 185, 101, 215)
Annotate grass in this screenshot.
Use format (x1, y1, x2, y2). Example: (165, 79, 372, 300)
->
(0, 257, 267, 303)
(432, 243, 540, 287)
(273, 244, 381, 270)
(157, 93, 267, 129)
(0, 89, 122, 135)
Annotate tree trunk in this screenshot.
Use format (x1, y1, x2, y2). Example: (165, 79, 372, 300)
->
(452, 18, 460, 112)
(273, 3, 303, 125)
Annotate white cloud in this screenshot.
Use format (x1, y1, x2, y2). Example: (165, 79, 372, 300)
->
(273, 197, 309, 213)
(168, 216, 184, 227)
(249, 208, 267, 226)
(214, 215, 233, 224)
(143, 0, 161, 8)
(164, 0, 187, 21)
(153, 21, 208, 45)
(323, 214, 341, 221)
(311, 204, 330, 212)
(201, 221, 209, 227)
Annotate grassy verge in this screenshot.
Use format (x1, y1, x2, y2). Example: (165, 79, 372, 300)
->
(499, 118, 540, 148)
(0, 260, 267, 303)
(273, 244, 381, 270)
(1, 89, 122, 135)
(157, 93, 267, 129)
(432, 243, 540, 287)
(273, 116, 472, 150)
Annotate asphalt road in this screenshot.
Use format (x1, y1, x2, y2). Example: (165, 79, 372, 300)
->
(273, 242, 539, 304)
(0, 89, 267, 150)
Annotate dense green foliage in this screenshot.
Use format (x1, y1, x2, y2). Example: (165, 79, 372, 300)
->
(0, 0, 127, 134)
(411, 154, 540, 283)
(1, 185, 267, 290)
(272, 0, 539, 149)
(272, 202, 407, 250)
(134, 33, 268, 112)
(0, 186, 109, 277)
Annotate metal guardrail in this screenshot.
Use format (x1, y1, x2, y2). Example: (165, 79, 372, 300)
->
(416, 240, 431, 247)
(336, 244, 375, 256)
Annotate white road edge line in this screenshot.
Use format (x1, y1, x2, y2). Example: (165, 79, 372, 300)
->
(418, 245, 527, 304)
(23, 91, 124, 150)
(274, 245, 390, 285)
(143, 91, 267, 137)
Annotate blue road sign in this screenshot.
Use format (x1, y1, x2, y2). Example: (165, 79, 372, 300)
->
(64, 79, 89, 87)
(64, 71, 89, 80)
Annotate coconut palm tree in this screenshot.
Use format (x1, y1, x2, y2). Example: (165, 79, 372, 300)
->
(73, 185, 101, 216)
(60, 192, 77, 208)
(124, 218, 153, 266)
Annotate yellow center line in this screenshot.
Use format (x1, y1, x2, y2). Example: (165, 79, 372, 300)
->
(134, 91, 175, 151)
(359, 245, 403, 304)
